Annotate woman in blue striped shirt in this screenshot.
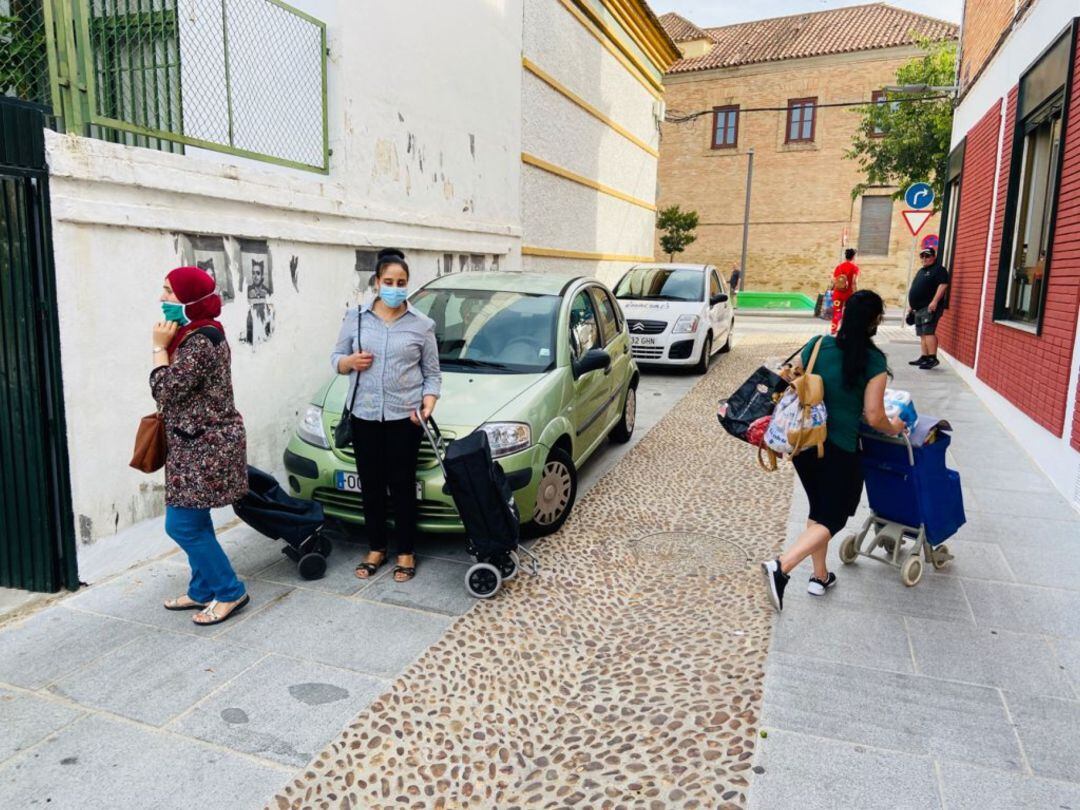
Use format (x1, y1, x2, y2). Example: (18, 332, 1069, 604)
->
(330, 249, 442, 583)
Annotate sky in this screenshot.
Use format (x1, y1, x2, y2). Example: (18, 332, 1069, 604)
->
(649, 0, 963, 27)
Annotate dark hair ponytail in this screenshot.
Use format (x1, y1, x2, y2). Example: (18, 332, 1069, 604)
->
(375, 248, 409, 279)
(835, 290, 886, 389)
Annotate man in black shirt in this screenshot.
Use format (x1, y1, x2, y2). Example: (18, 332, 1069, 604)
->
(906, 247, 950, 369)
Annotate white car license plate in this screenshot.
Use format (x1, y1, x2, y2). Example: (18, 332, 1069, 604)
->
(631, 335, 657, 346)
(336, 472, 423, 500)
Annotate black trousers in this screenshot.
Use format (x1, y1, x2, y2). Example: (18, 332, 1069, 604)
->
(792, 442, 864, 536)
(351, 417, 422, 554)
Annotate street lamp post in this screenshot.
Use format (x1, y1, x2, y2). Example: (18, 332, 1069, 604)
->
(739, 148, 754, 291)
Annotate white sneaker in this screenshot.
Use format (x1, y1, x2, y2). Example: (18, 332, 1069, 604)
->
(807, 572, 837, 596)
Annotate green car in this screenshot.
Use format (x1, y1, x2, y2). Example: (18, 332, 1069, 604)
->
(283, 272, 639, 536)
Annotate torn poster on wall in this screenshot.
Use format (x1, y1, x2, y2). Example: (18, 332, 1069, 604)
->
(237, 239, 275, 346)
(176, 234, 236, 302)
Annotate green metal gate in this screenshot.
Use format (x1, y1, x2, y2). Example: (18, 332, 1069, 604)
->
(0, 97, 78, 592)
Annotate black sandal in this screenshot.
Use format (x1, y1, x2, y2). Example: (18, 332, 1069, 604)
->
(393, 556, 416, 582)
(355, 552, 387, 580)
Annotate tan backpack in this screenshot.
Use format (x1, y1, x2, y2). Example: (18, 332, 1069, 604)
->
(758, 337, 829, 471)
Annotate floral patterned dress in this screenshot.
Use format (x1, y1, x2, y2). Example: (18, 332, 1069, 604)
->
(150, 329, 247, 509)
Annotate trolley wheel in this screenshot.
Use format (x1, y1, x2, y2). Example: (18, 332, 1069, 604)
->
(465, 563, 502, 599)
(931, 544, 951, 570)
(493, 551, 518, 582)
(901, 556, 923, 587)
(298, 553, 328, 581)
(839, 534, 858, 565)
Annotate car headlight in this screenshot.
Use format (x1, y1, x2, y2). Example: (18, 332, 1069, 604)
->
(673, 315, 700, 334)
(478, 422, 532, 459)
(298, 405, 331, 449)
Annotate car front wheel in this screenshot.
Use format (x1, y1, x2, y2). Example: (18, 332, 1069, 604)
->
(524, 448, 578, 537)
(695, 334, 713, 374)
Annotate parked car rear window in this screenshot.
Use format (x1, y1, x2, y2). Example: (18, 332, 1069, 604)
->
(411, 288, 560, 373)
(615, 268, 703, 302)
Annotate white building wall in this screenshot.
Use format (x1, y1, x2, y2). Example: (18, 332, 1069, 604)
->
(520, 0, 662, 283)
(50, 0, 524, 548)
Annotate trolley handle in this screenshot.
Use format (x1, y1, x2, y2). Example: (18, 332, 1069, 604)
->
(859, 427, 915, 467)
(416, 410, 448, 476)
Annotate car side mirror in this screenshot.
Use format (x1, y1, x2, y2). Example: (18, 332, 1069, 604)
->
(710, 293, 729, 305)
(573, 348, 611, 378)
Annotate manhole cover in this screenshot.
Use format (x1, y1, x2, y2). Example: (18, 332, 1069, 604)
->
(628, 532, 750, 576)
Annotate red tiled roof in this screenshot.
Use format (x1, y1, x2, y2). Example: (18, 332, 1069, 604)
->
(666, 3, 958, 74)
(658, 11, 710, 43)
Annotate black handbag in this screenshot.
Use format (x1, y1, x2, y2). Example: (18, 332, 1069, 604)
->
(333, 309, 362, 449)
(717, 347, 800, 443)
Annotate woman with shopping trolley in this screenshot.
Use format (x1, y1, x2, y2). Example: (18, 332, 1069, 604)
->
(761, 290, 906, 612)
(330, 248, 442, 583)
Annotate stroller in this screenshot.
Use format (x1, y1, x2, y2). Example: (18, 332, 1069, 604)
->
(419, 418, 539, 598)
(233, 466, 332, 580)
(838, 419, 964, 587)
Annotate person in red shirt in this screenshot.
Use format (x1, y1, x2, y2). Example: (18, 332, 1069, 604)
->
(830, 248, 859, 335)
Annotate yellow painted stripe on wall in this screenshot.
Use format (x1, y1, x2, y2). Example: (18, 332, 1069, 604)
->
(522, 246, 654, 262)
(522, 152, 657, 211)
(522, 58, 660, 158)
(597, 0, 680, 71)
(554, 0, 664, 99)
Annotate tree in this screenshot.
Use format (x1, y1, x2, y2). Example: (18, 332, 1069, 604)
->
(0, 3, 48, 105)
(846, 40, 957, 211)
(657, 205, 699, 260)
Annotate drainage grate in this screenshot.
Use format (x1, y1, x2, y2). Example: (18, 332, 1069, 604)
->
(627, 532, 751, 576)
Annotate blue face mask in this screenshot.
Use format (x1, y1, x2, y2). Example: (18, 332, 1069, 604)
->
(378, 286, 408, 308)
(161, 301, 189, 325)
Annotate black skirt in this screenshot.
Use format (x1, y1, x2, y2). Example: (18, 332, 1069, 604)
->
(792, 442, 864, 536)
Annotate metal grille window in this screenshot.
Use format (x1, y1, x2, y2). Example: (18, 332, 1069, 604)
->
(858, 196, 893, 256)
(49, 0, 328, 172)
(786, 97, 816, 143)
(1, 0, 50, 106)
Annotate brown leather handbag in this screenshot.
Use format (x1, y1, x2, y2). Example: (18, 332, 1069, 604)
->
(130, 412, 166, 473)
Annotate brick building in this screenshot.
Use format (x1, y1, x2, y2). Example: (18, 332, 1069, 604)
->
(656, 4, 956, 302)
(937, 0, 1080, 508)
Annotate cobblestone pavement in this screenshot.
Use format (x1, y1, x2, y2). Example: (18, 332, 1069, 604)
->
(272, 338, 800, 809)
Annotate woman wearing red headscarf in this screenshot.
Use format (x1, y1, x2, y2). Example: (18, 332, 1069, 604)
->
(151, 267, 249, 626)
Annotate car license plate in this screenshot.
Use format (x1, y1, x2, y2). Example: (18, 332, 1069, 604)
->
(631, 335, 656, 346)
(336, 472, 423, 500)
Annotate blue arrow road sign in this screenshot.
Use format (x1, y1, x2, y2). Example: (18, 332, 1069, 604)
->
(905, 182, 934, 210)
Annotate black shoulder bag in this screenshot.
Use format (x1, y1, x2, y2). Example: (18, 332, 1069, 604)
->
(333, 309, 362, 448)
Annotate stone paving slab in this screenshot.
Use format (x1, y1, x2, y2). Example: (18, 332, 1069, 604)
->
(64, 559, 294, 637)
(0, 608, 148, 690)
(217, 587, 452, 677)
(46, 629, 266, 726)
(0, 688, 84, 764)
(1004, 693, 1080, 782)
(0, 714, 287, 809)
(962, 579, 1080, 641)
(747, 729, 939, 810)
(905, 617, 1073, 699)
(762, 652, 1024, 772)
(936, 760, 1080, 810)
(356, 555, 476, 617)
(257, 535, 382, 597)
(770, 603, 915, 673)
(1054, 638, 1080, 695)
(170, 655, 388, 768)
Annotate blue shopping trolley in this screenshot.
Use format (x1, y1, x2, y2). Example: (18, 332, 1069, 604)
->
(838, 418, 965, 587)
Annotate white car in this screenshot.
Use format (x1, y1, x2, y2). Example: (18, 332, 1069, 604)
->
(613, 263, 734, 372)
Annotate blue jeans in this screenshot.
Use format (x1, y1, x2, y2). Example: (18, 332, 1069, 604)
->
(165, 506, 246, 603)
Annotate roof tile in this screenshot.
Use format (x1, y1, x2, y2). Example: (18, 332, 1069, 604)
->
(665, 2, 957, 74)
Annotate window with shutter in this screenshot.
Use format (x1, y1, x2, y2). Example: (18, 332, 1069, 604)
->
(858, 196, 893, 255)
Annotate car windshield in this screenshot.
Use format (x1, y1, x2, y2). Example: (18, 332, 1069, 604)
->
(615, 268, 703, 302)
(410, 288, 560, 374)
